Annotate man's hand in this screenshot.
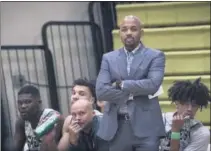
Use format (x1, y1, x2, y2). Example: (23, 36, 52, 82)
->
(172, 115, 185, 132)
(40, 129, 57, 151)
(67, 119, 81, 145)
(112, 80, 122, 89)
(40, 114, 64, 151)
(62, 115, 72, 134)
(62, 115, 81, 145)
(58, 116, 81, 151)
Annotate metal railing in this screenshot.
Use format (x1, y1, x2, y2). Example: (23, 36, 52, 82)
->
(1, 45, 59, 135)
(88, 2, 116, 52)
(41, 21, 104, 115)
(1, 21, 105, 133)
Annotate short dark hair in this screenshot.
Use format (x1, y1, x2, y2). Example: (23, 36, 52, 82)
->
(73, 78, 96, 99)
(18, 85, 40, 99)
(168, 77, 210, 110)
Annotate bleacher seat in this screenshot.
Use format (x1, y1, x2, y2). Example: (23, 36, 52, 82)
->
(165, 50, 210, 75)
(114, 2, 210, 126)
(116, 2, 210, 27)
(112, 25, 210, 51)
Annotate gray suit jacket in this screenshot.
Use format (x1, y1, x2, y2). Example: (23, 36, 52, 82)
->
(96, 46, 166, 141)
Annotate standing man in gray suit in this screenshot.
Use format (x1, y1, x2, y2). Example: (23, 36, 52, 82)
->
(96, 15, 166, 151)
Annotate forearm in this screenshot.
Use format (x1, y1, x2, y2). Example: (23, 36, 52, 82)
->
(96, 83, 129, 103)
(170, 139, 180, 151)
(13, 137, 25, 151)
(170, 129, 180, 151)
(40, 129, 59, 151)
(96, 54, 130, 103)
(13, 119, 26, 151)
(122, 52, 165, 96)
(122, 79, 162, 96)
(58, 133, 71, 151)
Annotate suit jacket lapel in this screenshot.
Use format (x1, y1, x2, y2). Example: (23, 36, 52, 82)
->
(129, 45, 147, 77)
(116, 48, 128, 79)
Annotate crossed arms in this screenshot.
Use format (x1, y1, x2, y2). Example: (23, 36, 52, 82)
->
(96, 51, 165, 103)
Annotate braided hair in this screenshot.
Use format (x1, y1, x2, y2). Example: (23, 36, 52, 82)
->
(168, 77, 210, 111)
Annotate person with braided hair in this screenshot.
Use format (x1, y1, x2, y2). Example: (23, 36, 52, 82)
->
(160, 77, 210, 151)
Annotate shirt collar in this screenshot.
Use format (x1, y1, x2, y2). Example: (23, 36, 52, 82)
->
(124, 43, 141, 55)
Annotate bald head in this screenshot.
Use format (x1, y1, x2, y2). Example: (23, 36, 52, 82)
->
(71, 99, 93, 111)
(70, 99, 94, 130)
(120, 15, 143, 29)
(119, 15, 143, 51)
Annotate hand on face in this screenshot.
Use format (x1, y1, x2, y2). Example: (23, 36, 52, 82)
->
(172, 112, 191, 131)
(67, 118, 82, 145)
(182, 111, 192, 119)
(175, 101, 199, 121)
(172, 115, 185, 132)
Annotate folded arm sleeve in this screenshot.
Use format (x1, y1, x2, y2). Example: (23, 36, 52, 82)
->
(96, 54, 129, 103)
(122, 51, 165, 96)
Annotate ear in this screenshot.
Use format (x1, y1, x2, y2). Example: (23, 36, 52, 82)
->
(140, 29, 144, 39)
(90, 97, 94, 104)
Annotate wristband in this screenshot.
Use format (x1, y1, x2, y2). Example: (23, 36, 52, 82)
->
(171, 132, 180, 140)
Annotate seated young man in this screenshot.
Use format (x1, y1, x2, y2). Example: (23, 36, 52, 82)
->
(13, 85, 64, 151)
(160, 77, 210, 151)
(58, 99, 108, 151)
(71, 78, 102, 115)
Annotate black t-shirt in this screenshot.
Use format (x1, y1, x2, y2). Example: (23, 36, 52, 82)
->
(68, 115, 108, 151)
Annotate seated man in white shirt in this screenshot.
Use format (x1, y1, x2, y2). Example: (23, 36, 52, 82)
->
(160, 77, 210, 151)
(71, 78, 102, 115)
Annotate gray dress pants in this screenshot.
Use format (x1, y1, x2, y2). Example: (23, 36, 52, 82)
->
(109, 117, 160, 151)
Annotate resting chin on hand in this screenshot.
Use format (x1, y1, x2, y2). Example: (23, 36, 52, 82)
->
(58, 116, 81, 151)
(170, 114, 185, 151)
